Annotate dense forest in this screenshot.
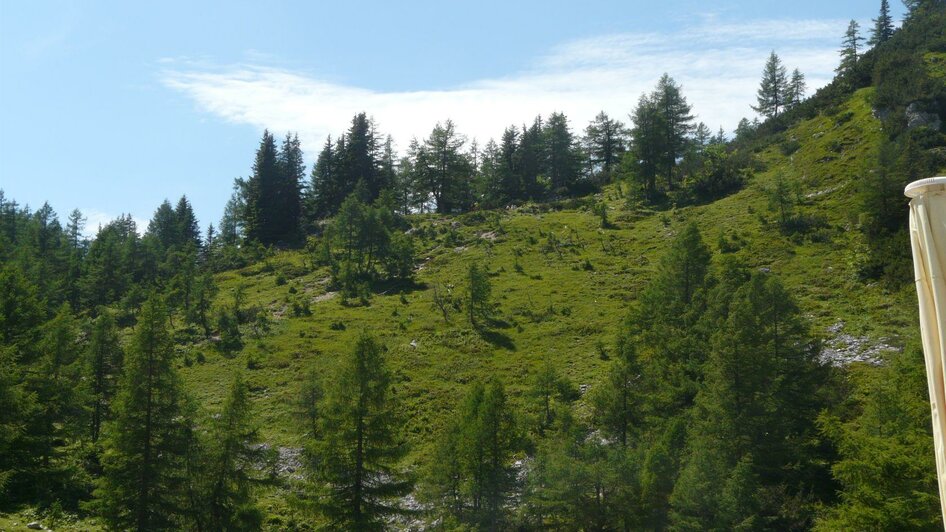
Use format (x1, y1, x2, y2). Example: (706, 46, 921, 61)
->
(2, 1, 946, 530)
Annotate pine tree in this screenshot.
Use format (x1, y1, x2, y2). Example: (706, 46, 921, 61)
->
(307, 332, 412, 529)
(583, 111, 627, 180)
(753, 51, 789, 119)
(94, 296, 193, 531)
(85, 310, 123, 442)
(837, 20, 864, 76)
(869, 0, 895, 46)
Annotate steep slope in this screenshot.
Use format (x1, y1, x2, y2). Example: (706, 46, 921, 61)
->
(179, 87, 918, 463)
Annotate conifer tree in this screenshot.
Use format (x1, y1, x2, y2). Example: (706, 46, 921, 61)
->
(85, 310, 123, 442)
(307, 332, 411, 529)
(413, 120, 472, 213)
(583, 111, 627, 179)
(786, 68, 807, 109)
(95, 296, 193, 531)
(753, 51, 789, 119)
(243, 130, 279, 245)
(466, 262, 492, 328)
(629, 92, 663, 198)
(655, 73, 693, 190)
(199, 373, 263, 531)
(174, 196, 201, 249)
(590, 337, 641, 448)
(307, 136, 341, 220)
(543, 112, 584, 194)
(277, 132, 305, 243)
(837, 20, 864, 76)
(869, 0, 895, 46)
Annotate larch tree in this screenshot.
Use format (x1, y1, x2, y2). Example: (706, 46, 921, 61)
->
(655, 73, 694, 190)
(583, 111, 627, 179)
(85, 310, 123, 442)
(94, 296, 193, 531)
(307, 332, 412, 529)
(837, 20, 864, 76)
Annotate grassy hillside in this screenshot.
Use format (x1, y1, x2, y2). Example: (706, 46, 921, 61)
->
(177, 87, 916, 469)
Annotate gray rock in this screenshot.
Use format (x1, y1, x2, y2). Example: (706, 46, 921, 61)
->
(821, 321, 899, 367)
(27, 522, 43, 530)
(906, 102, 942, 131)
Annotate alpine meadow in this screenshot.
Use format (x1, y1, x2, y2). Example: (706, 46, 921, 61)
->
(3, 1, 946, 530)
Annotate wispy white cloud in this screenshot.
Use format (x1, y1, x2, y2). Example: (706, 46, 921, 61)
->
(81, 209, 148, 238)
(162, 16, 852, 160)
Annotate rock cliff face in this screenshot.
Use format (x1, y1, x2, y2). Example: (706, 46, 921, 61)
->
(905, 101, 943, 131)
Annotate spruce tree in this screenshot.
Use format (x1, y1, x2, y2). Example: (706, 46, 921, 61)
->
(243, 130, 279, 245)
(753, 51, 789, 119)
(277, 132, 305, 243)
(307, 332, 411, 529)
(543, 112, 584, 195)
(94, 296, 193, 531)
(174, 196, 201, 249)
(869, 0, 895, 46)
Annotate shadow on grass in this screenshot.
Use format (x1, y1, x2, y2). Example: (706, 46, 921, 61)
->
(476, 321, 516, 351)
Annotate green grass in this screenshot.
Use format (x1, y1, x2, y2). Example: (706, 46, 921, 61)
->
(179, 90, 917, 458)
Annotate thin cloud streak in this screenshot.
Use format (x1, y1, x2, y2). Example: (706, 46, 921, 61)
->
(162, 16, 850, 161)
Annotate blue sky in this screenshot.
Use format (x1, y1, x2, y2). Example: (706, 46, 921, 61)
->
(0, 0, 903, 235)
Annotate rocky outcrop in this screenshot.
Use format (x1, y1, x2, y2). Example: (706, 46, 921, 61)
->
(906, 101, 942, 131)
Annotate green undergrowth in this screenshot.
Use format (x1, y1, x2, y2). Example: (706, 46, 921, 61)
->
(177, 88, 919, 475)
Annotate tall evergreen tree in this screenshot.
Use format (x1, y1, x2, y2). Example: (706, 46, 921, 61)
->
(753, 51, 789, 119)
(655, 74, 694, 189)
(307, 135, 341, 220)
(243, 130, 279, 245)
(786, 68, 808, 109)
(94, 296, 193, 531)
(629, 92, 663, 197)
(543, 112, 584, 194)
(583, 111, 627, 180)
(307, 332, 411, 529)
(413, 120, 473, 213)
(174, 196, 201, 249)
(85, 310, 123, 442)
(837, 20, 864, 76)
(518, 116, 546, 200)
(198, 373, 263, 531)
(869, 0, 895, 46)
(276, 132, 305, 243)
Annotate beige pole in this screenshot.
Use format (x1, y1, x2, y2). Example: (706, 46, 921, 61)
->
(906, 176, 946, 527)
